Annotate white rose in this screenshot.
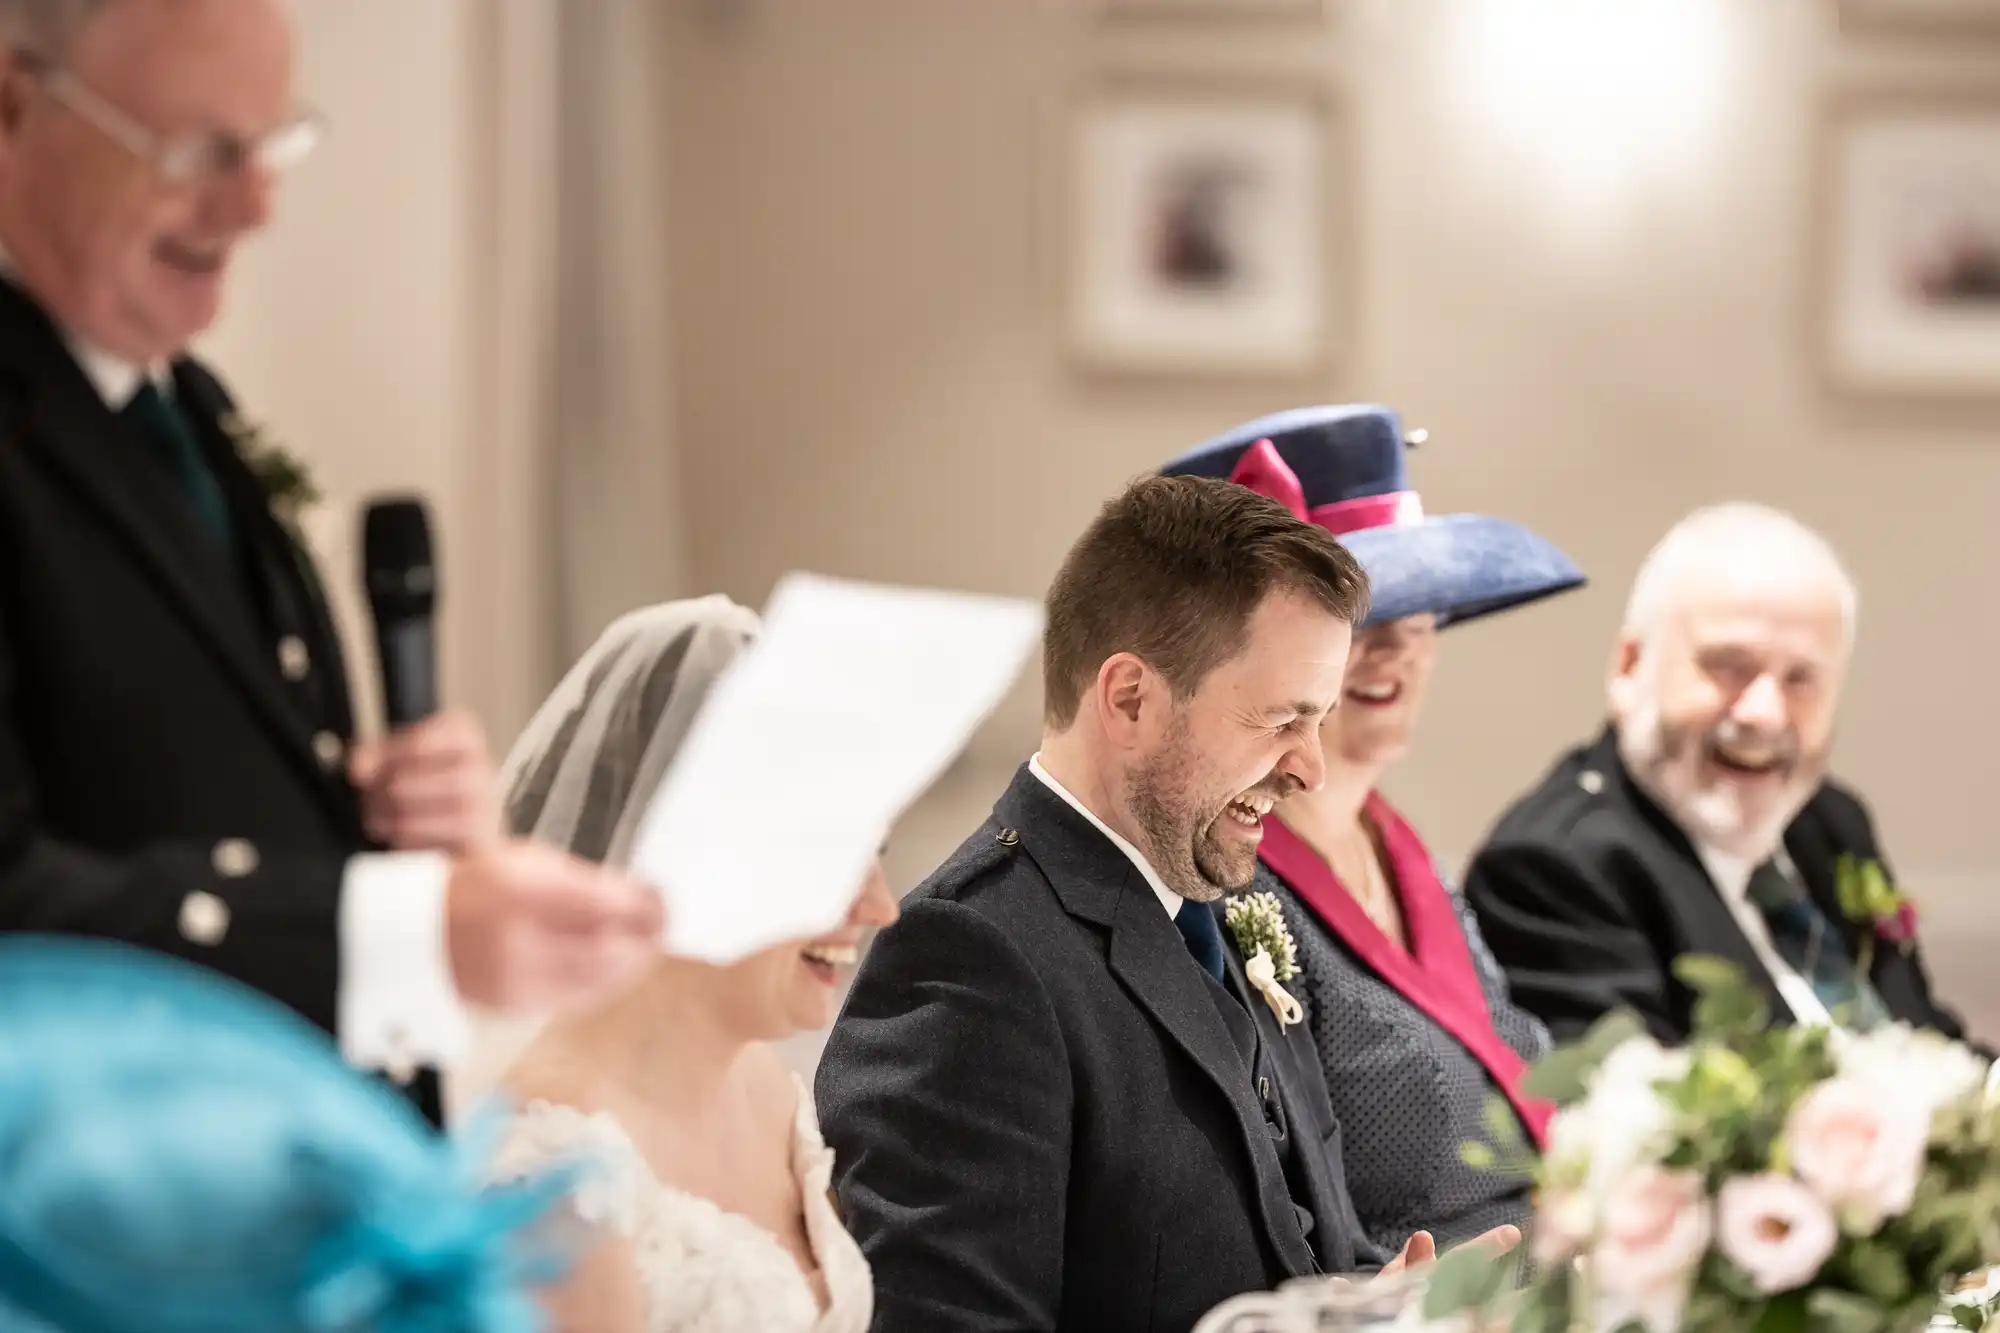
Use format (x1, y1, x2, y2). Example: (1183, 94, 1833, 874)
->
(1715, 1175, 1838, 1294)
(1593, 1038, 1692, 1101)
(1534, 1038, 1687, 1253)
(1574, 1039, 1687, 1198)
(1835, 1024, 1985, 1122)
(1787, 1077, 1932, 1233)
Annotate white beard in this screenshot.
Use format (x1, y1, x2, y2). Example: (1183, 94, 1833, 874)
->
(1617, 698, 1809, 863)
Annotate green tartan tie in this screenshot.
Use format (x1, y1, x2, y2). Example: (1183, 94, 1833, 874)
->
(122, 380, 235, 558)
(1746, 860, 1893, 1030)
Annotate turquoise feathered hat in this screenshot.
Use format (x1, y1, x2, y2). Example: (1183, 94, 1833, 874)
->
(0, 937, 575, 1333)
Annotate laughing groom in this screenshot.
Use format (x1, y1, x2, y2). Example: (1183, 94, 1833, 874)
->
(818, 475, 1491, 1332)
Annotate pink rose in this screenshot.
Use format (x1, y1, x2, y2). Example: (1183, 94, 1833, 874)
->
(1593, 1167, 1711, 1333)
(1716, 1175, 1838, 1294)
(1880, 901, 1918, 944)
(1532, 1185, 1593, 1266)
(1787, 1077, 1931, 1233)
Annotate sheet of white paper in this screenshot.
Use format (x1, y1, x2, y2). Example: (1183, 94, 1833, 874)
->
(630, 571, 1042, 965)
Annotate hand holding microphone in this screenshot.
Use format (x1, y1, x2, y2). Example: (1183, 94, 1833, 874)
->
(351, 501, 499, 854)
(358, 496, 662, 1016)
(349, 710, 501, 854)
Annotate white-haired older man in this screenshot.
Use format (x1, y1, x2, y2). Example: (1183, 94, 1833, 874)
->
(0, 0, 664, 1125)
(1464, 503, 1975, 1048)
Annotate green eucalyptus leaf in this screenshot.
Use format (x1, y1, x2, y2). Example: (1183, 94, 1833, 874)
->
(1753, 1291, 1812, 1333)
(1846, 1240, 1913, 1304)
(1696, 981, 1771, 1036)
(1860, 859, 1896, 915)
(1483, 1095, 1529, 1154)
(1582, 1007, 1647, 1061)
(1510, 1268, 1573, 1333)
(1520, 1009, 1649, 1104)
(1681, 1290, 1743, 1332)
(1421, 1242, 1506, 1319)
(1951, 1307, 1986, 1332)
(1836, 853, 1866, 919)
(1508, 1287, 1558, 1333)
(1675, 956, 1775, 1036)
(1712, 1259, 1767, 1302)
(1809, 1289, 1893, 1333)
(1891, 1295, 1947, 1333)
(1675, 954, 1751, 995)
(1520, 1045, 1599, 1106)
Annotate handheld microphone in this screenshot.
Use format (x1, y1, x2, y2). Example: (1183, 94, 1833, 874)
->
(361, 496, 438, 729)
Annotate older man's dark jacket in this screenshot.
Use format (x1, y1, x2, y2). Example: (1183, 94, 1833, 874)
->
(1464, 725, 1976, 1051)
(0, 278, 443, 1120)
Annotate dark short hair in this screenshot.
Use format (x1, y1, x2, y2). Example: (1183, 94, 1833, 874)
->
(1042, 474, 1370, 728)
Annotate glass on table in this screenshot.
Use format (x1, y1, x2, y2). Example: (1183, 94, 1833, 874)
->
(1193, 1267, 1432, 1333)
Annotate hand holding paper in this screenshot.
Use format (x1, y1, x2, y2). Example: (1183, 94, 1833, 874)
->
(628, 572, 1042, 965)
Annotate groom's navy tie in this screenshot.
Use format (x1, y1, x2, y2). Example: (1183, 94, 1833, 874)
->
(1175, 900, 1227, 982)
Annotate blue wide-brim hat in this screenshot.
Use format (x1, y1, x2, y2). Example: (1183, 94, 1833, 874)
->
(0, 938, 573, 1333)
(1161, 404, 1585, 629)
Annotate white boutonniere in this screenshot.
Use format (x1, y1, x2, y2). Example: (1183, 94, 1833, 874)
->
(1224, 891, 1303, 1030)
(219, 411, 321, 528)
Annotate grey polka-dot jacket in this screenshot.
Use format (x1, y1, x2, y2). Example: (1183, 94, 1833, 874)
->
(1254, 801, 1550, 1256)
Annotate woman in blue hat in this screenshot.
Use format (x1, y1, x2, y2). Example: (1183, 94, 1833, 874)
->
(1162, 405, 1584, 1256)
(0, 936, 571, 1333)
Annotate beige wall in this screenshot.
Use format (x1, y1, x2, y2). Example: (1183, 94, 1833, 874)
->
(197, 0, 479, 734)
(197, 0, 569, 747)
(195, 2, 2000, 1034)
(662, 0, 2000, 895)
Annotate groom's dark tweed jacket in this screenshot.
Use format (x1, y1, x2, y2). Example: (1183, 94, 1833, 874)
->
(817, 765, 1381, 1333)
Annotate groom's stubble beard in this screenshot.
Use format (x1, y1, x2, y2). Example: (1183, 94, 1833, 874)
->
(1127, 711, 1256, 905)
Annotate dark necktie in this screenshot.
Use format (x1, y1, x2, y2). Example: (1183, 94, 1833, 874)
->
(1746, 860, 1892, 1030)
(1175, 900, 1227, 983)
(123, 380, 235, 557)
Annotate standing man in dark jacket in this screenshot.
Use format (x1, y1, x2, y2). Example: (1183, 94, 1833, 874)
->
(0, 0, 663, 1123)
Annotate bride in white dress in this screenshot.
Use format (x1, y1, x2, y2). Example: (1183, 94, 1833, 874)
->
(476, 597, 893, 1333)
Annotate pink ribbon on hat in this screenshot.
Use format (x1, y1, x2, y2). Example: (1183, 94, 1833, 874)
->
(1228, 437, 1424, 537)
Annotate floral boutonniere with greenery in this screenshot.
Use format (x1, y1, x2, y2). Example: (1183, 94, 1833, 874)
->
(1224, 891, 1303, 1030)
(219, 410, 321, 529)
(1835, 853, 1918, 974)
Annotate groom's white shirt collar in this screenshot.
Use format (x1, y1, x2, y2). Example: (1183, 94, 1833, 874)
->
(0, 247, 159, 408)
(1028, 752, 1183, 920)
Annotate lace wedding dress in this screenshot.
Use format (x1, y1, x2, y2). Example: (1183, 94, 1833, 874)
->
(488, 1079, 872, 1333)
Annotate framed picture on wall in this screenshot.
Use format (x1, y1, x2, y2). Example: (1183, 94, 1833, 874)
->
(1838, 0, 2000, 32)
(1818, 90, 2000, 397)
(1067, 77, 1339, 377)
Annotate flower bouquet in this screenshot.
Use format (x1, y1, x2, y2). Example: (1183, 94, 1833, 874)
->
(1425, 958, 2000, 1333)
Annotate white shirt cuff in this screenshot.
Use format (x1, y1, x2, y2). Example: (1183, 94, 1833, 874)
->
(338, 851, 471, 1079)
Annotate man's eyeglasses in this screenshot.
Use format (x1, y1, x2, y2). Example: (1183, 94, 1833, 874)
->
(17, 51, 321, 185)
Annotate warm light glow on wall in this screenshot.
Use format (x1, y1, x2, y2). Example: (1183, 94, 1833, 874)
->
(1446, 0, 1737, 233)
